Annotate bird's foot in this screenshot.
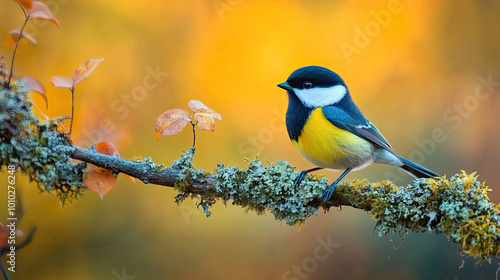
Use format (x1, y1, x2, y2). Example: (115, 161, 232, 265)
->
(293, 170, 308, 190)
(321, 182, 339, 206)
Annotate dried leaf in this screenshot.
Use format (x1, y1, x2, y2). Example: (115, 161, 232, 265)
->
(23, 76, 48, 109)
(7, 27, 37, 46)
(124, 174, 135, 183)
(194, 113, 215, 132)
(82, 142, 120, 199)
(0, 222, 7, 247)
(188, 100, 210, 112)
(96, 142, 120, 157)
(72, 58, 104, 84)
(11, 0, 33, 9)
(3, 36, 17, 47)
(50, 75, 73, 88)
(189, 100, 222, 120)
(195, 108, 222, 120)
(83, 165, 116, 199)
(29, 1, 59, 27)
(155, 109, 191, 139)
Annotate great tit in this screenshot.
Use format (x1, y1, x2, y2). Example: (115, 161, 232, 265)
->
(277, 66, 439, 204)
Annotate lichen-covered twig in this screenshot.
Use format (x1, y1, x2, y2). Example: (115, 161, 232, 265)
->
(1, 81, 499, 264)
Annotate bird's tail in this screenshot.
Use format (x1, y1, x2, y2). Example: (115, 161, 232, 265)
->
(397, 156, 440, 178)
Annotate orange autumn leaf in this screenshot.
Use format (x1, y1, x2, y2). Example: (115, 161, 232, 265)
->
(82, 142, 135, 198)
(3, 36, 17, 47)
(29, 1, 59, 27)
(155, 109, 191, 139)
(23, 76, 48, 109)
(83, 165, 116, 199)
(50, 75, 73, 88)
(11, 0, 33, 9)
(0, 222, 7, 247)
(194, 113, 216, 132)
(95, 142, 119, 157)
(7, 27, 37, 46)
(72, 58, 104, 84)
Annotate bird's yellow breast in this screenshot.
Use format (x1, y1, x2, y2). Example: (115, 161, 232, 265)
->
(292, 108, 374, 170)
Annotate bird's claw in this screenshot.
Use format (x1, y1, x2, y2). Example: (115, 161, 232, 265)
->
(321, 182, 338, 206)
(293, 170, 307, 190)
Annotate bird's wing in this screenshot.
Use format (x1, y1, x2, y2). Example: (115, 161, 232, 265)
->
(321, 105, 395, 153)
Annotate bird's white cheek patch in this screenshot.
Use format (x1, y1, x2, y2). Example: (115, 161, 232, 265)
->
(294, 85, 347, 108)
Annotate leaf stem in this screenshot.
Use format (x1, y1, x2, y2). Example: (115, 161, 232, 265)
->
(7, 3, 30, 88)
(69, 87, 75, 137)
(191, 121, 197, 148)
(0, 258, 10, 280)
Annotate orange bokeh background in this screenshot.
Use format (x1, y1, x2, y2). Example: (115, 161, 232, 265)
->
(1, 1, 500, 279)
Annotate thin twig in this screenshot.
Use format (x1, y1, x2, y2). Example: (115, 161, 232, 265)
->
(7, 4, 30, 88)
(0, 258, 10, 280)
(69, 87, 74, 137)
(191, 121, 197, 148)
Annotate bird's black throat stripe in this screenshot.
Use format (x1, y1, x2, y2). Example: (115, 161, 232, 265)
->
(286, 92, 312, 141)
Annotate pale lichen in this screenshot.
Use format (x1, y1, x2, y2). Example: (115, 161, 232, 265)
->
(172, 151, 500, 262)
(0, 81, 86, 204)
(2, 80, 499, 264)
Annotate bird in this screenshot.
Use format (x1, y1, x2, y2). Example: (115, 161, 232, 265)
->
(277, 66, 439, 205)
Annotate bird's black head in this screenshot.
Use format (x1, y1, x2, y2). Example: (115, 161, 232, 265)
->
(278, 66, 346, 91)
(277, 66, 349, 108)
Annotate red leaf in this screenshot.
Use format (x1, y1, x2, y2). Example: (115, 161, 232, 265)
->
(23, 76, 48, 109)
(11, 0, 33, 9)
(29, 1, 59, 27)
(82, 142, 134, 199)
(72, 58, 104, 84)
(0, 222, 7, 247)
(155, 109, 191, 139)
(50, 75, 73, 89)
(8, 27, 37, 46)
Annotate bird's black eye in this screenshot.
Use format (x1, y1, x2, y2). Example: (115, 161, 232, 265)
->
(303, 81, 312, 89)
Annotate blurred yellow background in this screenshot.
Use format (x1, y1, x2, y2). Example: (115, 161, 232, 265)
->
(1, 0, 500, 279)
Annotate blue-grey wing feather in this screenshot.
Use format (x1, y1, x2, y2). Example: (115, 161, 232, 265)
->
(321, 105, 394, 154)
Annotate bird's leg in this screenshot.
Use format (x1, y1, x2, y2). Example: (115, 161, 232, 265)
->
(294, 167, 323, 189)
(321, 168, 352, 205)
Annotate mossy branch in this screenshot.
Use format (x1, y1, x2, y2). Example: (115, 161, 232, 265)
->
(1, 82, 499, 264)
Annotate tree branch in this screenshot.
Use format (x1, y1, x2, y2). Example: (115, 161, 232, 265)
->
(1, 81, 500, 264)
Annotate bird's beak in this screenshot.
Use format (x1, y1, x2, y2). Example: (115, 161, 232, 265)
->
(277, 82, 293, 91)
